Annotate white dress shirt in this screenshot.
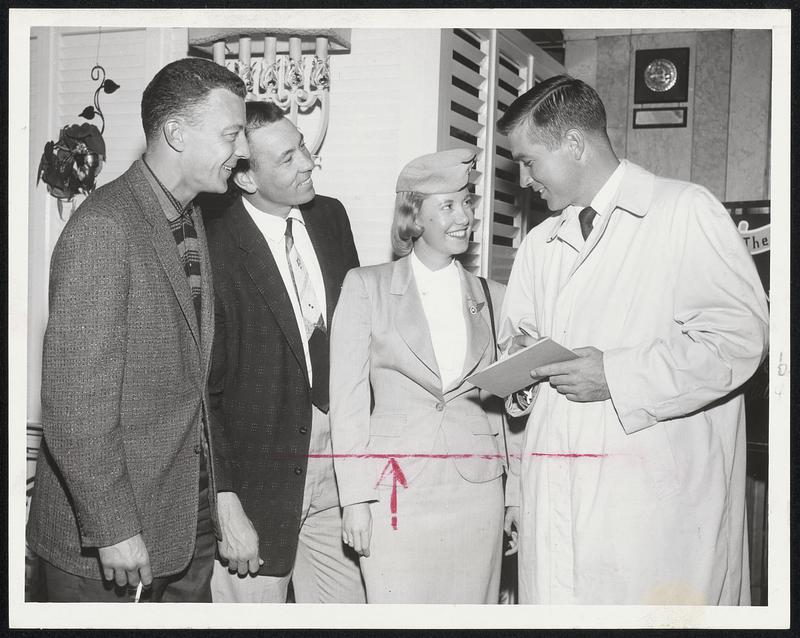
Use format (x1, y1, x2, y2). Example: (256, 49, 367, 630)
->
(410, 251, 467, 391)
(242, 198, 327, 385)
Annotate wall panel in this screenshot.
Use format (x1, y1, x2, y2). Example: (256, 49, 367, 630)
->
(726, 30, 771, 201)
(691, 30, 732, 200)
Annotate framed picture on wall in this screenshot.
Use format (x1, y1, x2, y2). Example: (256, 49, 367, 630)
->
(633, 47, 690, 104)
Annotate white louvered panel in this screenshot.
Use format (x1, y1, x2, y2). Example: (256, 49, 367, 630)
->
(492, 222, 520, 240)
(449, 84, 484, 115)
(444, 136, 478, 153)
(449, 57, 485, 93)
(489, 38, 528, 283)
(496, 83, 524, 107)
(451, 30, 484, 65)
(448, 110, 483, 139)
(442, 29, 490, 276)
(494, 175, 520, 195)
(497, 64, 526, 91)
(494, 154, 518, 174)
(441, 29, 565, 281)
(492, 199, 519, 218)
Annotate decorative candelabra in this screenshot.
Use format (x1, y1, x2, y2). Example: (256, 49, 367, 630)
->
(212, 35, 331, 157)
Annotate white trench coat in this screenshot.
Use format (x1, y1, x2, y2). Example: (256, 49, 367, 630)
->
(499, 161, 769, 605)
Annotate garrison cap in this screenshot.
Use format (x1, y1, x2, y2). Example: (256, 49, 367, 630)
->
(395, 148, 476, 194)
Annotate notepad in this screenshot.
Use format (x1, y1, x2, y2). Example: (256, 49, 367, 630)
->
(466, 337, 578, 397)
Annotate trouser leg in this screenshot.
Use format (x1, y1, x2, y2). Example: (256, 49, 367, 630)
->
(291, 505, 365, 603)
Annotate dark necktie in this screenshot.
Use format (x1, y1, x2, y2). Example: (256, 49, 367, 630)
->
(285, 217, 329, 413)
(578, 206, 597, 240)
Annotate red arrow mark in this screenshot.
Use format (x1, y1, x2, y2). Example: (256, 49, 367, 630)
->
(375, 457, 408, 530)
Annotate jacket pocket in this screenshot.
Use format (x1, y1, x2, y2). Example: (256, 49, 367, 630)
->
(369, 414, 406, 437)
(468, 413, 499, 436)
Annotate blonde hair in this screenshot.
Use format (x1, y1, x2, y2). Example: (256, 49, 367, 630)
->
(390, 191, 426, 257)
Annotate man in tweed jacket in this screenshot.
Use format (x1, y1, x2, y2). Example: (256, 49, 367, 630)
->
(26, 58, 249, 602)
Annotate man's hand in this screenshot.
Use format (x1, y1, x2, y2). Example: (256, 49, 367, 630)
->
(504, 506, 520, 556)
(98, 533, 153, 588)
(531, 346, 610, 402)
(342, 502, 372, 558)
(216, 491, 263, 576)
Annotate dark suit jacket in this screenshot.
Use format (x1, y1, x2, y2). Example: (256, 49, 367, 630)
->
(205, 194, 359, 576)
(26, 160, 218, 579)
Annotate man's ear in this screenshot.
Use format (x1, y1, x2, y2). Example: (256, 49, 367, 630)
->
(232, 167, 257, 195)
(163, 119, 184, 152)
(563, 128, 585, 161)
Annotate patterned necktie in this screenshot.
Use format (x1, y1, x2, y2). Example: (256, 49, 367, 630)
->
(285, 216, 329, 412)
(285, 217, 325, 337)
(579, 206, 597, 240)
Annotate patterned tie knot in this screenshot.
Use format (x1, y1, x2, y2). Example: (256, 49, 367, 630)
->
(579, 206, 597, 240)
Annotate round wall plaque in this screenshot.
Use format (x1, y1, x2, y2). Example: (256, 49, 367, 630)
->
(634, 47, 690, 104)
(643, 58, 678, 93)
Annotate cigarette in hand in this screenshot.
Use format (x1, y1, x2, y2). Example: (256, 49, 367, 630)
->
(134, 581, 143, 603)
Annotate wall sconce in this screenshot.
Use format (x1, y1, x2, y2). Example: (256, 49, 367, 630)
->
(189, 29, 351, 158)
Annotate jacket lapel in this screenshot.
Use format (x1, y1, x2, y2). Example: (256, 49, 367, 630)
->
(445, 264, 491, 399)
(193, 210, 215, 378)
(391, 255, 442, 394)
(128, 162, 203, 355)
(458, 265, 491, 379)
(228, 199, 309, 386)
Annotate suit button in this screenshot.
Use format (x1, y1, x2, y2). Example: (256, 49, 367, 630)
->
(299, 426, 308, 435)
(294, 466, 303, 475)
(193, 444, 202, 454)
(435, 402, 445, 412)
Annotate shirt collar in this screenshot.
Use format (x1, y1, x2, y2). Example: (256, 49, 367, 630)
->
(241, 198, 302, 243)
(410, 250, 458, 287)
(546, 160, 628, 243)
(141, 156, 193, 222)
(588, 160, 626, 218)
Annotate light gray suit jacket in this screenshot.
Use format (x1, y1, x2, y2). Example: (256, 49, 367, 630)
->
(329, 255, 507, 507)
(27, 160, 218, 579)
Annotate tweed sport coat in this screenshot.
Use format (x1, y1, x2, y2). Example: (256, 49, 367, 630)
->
(329, 256, 508, 508)
(26, 160, 218, 579)
(205, 195, 359, 576)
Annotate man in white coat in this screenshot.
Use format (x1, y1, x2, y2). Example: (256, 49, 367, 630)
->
(497, 75, 769, 605)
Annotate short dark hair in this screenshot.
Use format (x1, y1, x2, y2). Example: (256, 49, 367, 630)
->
(390, 191, 426, 257)
(497, 75, 607, 148)
(245, 100, 285, 131)
(141, 57, 246, 143)
(238, 101, 286, 171)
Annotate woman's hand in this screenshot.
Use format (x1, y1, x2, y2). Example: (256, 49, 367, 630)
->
(504, 506, 520, 556)
(342, 502, 373, 558)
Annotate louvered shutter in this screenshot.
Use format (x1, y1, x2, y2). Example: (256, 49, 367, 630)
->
(439, 29, 565, 282)
(439, 28, 488, 275)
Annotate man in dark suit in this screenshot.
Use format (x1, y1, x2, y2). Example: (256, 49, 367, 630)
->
(26, 58, 250, 602)
(205, 102, 364, 602)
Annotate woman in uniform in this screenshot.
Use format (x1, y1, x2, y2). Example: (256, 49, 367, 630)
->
(329, 149, 508, 603)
